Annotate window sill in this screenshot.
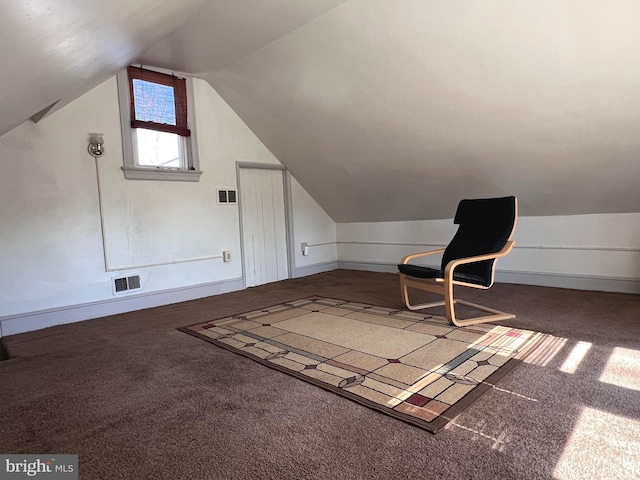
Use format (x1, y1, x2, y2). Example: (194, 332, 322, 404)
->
(121, 167, 202, 182)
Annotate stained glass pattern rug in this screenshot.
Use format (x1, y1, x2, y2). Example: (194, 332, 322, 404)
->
(179, 296, 548, 433)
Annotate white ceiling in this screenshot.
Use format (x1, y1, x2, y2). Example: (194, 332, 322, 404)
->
(3, 0, 640, 221)
(140, 0, 349, 74)
(0, 0, 205, 136)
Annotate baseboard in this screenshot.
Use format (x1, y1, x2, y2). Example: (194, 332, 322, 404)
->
(4, 264, 637, 338)
(338, 261, 399, 274)
(496, 270, 640, 294)
(0, 277, 245, 337)
(293, 261, 338, 278)
(337, 261, 640, 294)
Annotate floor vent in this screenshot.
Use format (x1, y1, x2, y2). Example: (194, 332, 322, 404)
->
(113, 275, 141, 295)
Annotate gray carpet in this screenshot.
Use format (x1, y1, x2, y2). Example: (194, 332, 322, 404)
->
(1, 270, 639, 479)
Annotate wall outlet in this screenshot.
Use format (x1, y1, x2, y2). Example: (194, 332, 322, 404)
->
(223, 250, 231, 262)
(301, 242, 309, 256)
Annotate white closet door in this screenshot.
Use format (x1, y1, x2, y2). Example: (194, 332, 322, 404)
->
(239, 168, 289, 287)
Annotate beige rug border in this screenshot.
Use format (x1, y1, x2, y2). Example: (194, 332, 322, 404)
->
(179, 296, 544, 434)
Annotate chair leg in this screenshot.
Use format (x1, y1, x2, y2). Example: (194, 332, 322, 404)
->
(401, 275, 515, 327)
(444, 279, 515, 326)
(400, 276, 446, 311)
(447, 299, 516, 327)
(443, 276, 457, 325)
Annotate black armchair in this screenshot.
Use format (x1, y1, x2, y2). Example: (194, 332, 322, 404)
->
(398, 196, 518, 327)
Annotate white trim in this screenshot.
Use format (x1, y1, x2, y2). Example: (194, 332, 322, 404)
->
(337, 241, 447, 248)
(0, 278, 244, 337)
(293, 261, 338, 278)
(495, 270, 640, 294)
(185, 68, 200, 171)
(337, 261, 640, 294)
(121, 166, 202, 181)
(515, 245, 640, 252)
(283, 171, 296, 280)
(116, 69, 134, 164)
(336, 240, 640, 253)
(106, 255, 224, 273)
(338, 261, 399, 273)
(308, 241, 337, 247)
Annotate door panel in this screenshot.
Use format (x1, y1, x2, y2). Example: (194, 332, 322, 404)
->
(239, 168, 288, 287)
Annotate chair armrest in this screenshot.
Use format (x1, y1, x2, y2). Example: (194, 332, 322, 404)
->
(400, 248, 446, 264)
(443, 241, 515, 276)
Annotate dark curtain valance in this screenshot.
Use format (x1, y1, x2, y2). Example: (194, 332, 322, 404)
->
(128, 66, 191, 137)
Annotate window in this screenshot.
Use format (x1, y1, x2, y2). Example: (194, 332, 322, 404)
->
(117, 66, 201, 181)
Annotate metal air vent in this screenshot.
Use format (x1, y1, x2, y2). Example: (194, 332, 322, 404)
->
(113, 275, 141, 295)
(217, 189, 237, 204)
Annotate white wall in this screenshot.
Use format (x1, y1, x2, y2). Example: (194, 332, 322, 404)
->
(0, 75, 337, 337)
(338, 213, 640, 293)
(291, 177, 337, 276)
(2, 72, 636, 339)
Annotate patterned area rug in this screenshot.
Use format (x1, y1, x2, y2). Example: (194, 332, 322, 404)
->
(180, 296, 548, 433)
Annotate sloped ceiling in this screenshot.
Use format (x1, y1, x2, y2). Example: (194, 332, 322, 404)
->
(0, 0, 205, 137)
(200, 0, 640, 221)
(140, 0, 349, 74)
(0, 0, 344, 136)
(4, 0, 640, 222)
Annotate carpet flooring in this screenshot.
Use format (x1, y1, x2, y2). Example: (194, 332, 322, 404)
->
(181, 296, 550, 432)
(1, 270, 639, 479)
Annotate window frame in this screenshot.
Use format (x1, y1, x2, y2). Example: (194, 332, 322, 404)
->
(116, 65, 202, 182)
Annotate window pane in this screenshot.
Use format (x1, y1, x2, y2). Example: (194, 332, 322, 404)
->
(135, 129, 182, 168)
(132, 79, 176, 125)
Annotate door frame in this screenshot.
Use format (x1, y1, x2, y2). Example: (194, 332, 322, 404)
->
(236, 162, 295, 288)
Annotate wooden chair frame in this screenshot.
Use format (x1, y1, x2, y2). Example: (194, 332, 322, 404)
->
(399, 198, 518, 327)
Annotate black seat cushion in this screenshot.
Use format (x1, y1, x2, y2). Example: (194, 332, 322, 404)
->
(397, 264, 490, 286)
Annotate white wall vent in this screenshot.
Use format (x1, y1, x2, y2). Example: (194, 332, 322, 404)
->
(112, 275, 141, 295)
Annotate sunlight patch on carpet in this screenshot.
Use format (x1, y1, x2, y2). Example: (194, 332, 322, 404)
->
(599, 347, 640, 392)
(180, 296, 551, 433)
(553, 406, 640, 480)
